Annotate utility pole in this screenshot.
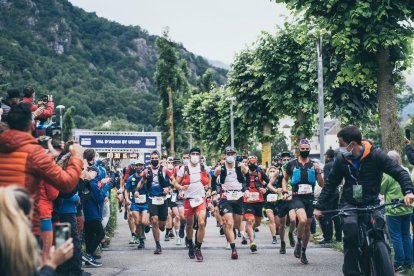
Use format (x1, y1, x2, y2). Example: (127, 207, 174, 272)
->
(184, 131, 194, 149)
(316, 34, 325, 164)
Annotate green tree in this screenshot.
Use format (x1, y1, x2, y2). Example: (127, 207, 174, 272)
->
(154, 29, 189, 156)
(62, 106, 75, 142)
(275, 0, 414, 152)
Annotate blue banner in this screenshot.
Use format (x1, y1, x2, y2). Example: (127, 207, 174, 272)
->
(79, 135, 157, 149)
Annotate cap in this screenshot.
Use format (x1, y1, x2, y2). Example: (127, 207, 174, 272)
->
(224, 146, 236, 154)
(280, 151, 291, 158)
(173, 157, 181, 164)
(189, 147, 201, 154)
(7, 88, 20, 99)
(248, 156, 258, 164)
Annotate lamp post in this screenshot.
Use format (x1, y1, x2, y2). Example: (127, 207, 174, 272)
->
(184, 131, 194, 149)
(226, 96, 236, 148)
(308, 29, 329, 164)
(56, 105, 65, 141)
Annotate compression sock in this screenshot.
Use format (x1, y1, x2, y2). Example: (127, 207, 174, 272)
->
(195, 241, 202, 249)
(230, 243, 236, 250)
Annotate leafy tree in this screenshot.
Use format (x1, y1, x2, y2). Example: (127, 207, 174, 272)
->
(275, 0, 414, 152)
(62, 106, 75, 142)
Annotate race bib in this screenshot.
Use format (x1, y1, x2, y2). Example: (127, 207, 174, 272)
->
(135, 195, 146, 204)
(171, 193, 177, 203)
(353, 185, 362, 200)
(248, 192, 260, 201)
(298, 184, 313, 195)
(189, 197, 204, 208)
(152, 196, 165, 205)
(267, 194, 278, 203)
(225, 191, 243, 201)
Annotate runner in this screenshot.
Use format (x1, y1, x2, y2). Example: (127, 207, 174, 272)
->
(175, 147, 211, 262)
(266, 151, 293, 254)
(165, 156, 181, 244)
(170, 156, 184, 245)
(165, 157, 175, 242)
(125, 157, 150, 249)
(123, 160, 138, 244)
(239, 156, 249, 245)
(282, 139, 324, 264)
(138, 150, 175, 254)
(243, 156, 269, 253)
(175, 152, 190, 247)
(213, 146, 248, 259)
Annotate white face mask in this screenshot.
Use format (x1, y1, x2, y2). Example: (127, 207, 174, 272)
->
(190, 155, 200, 164)
(269, 172, 275, 178)
(183, 159, 190, 165)
(167, 164, 174, 170)
(226, 156, 235, 164)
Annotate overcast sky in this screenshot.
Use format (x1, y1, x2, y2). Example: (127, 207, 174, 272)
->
(68, 0, 291, 65)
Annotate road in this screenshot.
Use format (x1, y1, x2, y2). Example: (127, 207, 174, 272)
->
(85, 211, 344, 276)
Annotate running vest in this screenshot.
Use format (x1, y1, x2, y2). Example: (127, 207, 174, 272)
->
(219, 162, 245, 186)
(245, 169, 263, 190)
(290, 160, 316, 187)
(181, 164, 210, 186)
(145, 166, 168, 191)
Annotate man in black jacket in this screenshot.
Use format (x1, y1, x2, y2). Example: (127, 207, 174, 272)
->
(314, 126, 414, 276)
(405, 137, 414, 165)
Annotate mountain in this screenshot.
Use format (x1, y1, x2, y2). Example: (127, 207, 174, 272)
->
(207, 59, 230, 70)
(0, 0, 227, 130)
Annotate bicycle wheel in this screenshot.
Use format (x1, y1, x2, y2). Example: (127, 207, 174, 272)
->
(371, 241, 394, 276)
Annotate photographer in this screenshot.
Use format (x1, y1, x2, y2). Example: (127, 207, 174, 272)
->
(35, 94, 54, 122)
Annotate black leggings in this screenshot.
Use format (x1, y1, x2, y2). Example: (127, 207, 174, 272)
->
(84, 219, 105, 255)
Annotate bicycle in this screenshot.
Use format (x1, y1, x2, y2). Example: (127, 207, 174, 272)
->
(321, 199, 403, 276)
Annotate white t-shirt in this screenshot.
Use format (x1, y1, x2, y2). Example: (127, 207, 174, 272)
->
(222, 165, 243, 191)
(178, 164, 206, 199)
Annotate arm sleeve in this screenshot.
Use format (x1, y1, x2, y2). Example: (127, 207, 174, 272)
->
(377, 149, 414, 195)
(405, 145, 414, 165)
(316, 158, 344, 210)
(30, 148, 83, 193)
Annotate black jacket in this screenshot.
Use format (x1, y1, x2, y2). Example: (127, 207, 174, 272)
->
(406, 145, 414, 165)
(317, 141, 414, 210)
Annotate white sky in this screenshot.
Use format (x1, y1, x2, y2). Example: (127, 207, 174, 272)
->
(68, 0, 291, 64)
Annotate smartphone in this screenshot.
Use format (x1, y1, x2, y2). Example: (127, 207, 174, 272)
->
(54, 223, 71, 248)
(51, 127, 62, 148)
(406, 129, 411, 141)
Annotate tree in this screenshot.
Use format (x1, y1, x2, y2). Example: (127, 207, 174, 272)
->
(275, 0, 414, 152)
(62, 106, 75, 142)
(154, 29, 189, 156)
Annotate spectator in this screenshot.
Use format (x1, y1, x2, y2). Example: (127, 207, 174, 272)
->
(80, 149, 114, 267)
(22, 86, 38, 112)
(0, 88, 21, 121)
(0, 185, 74, 276)
(405, 137, 414, 165)
(35, 94, 54, 122)
(0, 103, 83, 242)
(381, 150, 413, 273)
(319, 149, 342, 244)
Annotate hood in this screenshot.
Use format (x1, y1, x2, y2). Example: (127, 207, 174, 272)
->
(0, 129, 38, 153)
(344, 140, 373, 165)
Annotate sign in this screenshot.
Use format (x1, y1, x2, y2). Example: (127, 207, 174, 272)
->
(79, 135, 157, 149)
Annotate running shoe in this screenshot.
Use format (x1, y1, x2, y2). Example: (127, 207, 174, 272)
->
(144, 225, 151, 233)
(219, 226, 224, 236)
(154, 245, 162, 255)
(300, 252, 309, 264)
(241, 237, 248, 245)
(272, 236, 277, 244)
(280, 241, 286, 254)
(250, 243, 257, 253)
(176, 237, 182, 245)
(164, 234, 170, 242)
(82, 254, 102, 267)
(231, 249, 238, 260)
(129, 236, 136, 244)
(195, 248, 203, 262)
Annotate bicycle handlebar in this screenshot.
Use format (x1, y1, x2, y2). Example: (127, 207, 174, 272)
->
(320, 199, 404, 216)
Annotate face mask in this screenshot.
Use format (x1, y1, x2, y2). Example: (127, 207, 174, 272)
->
(339, 143, 354, 158)
(299, 150, 310, 158)
(190, 155, 200, 164)
(151, 160, 159, 167)
(248, 164, 256, 171)
(136, 168, 143, 174)
(167, 164, 174, 170)
(183, 159, 190, 165)
(269, 172, 275, 178)
(226, 156, 235, 164)
(282, 161, 288, 166)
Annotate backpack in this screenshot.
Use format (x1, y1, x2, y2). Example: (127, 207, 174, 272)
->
(181, 164, 210, 186)
(219, 162, 245, 185)
(145, 166, 168, 191)
(290, 159, 316, 186)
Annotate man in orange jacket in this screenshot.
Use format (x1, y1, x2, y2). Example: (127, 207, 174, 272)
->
(0, 103, 83, 240)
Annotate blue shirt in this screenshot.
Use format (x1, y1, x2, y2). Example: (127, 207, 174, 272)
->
(126, 174, 147, 200)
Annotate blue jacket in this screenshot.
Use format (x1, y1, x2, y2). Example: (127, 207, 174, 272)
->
(82, 172, 114, 221)
(58, 193, 79, 215)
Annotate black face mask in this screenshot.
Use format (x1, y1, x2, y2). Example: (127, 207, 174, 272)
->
(151, 160, 159, 167)
(248, 164, 256, 171)
(136, 168, 143, 174)
(300, 150, 310, 158)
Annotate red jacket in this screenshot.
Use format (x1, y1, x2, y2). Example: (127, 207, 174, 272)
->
(39, 180, 60, 220)
(0, 129, 83, 235)
(21, 97, 38, 112)
(35, 101, 54, 121)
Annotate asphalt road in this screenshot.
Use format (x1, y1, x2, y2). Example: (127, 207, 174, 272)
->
(85, 210, 344, 276)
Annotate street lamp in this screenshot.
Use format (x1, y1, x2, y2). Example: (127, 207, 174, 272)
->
(184, 131, 194, 149)
(226, 96, 236, 148)
(308, 29, 330, 164)
(56, 105, 65, 141)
